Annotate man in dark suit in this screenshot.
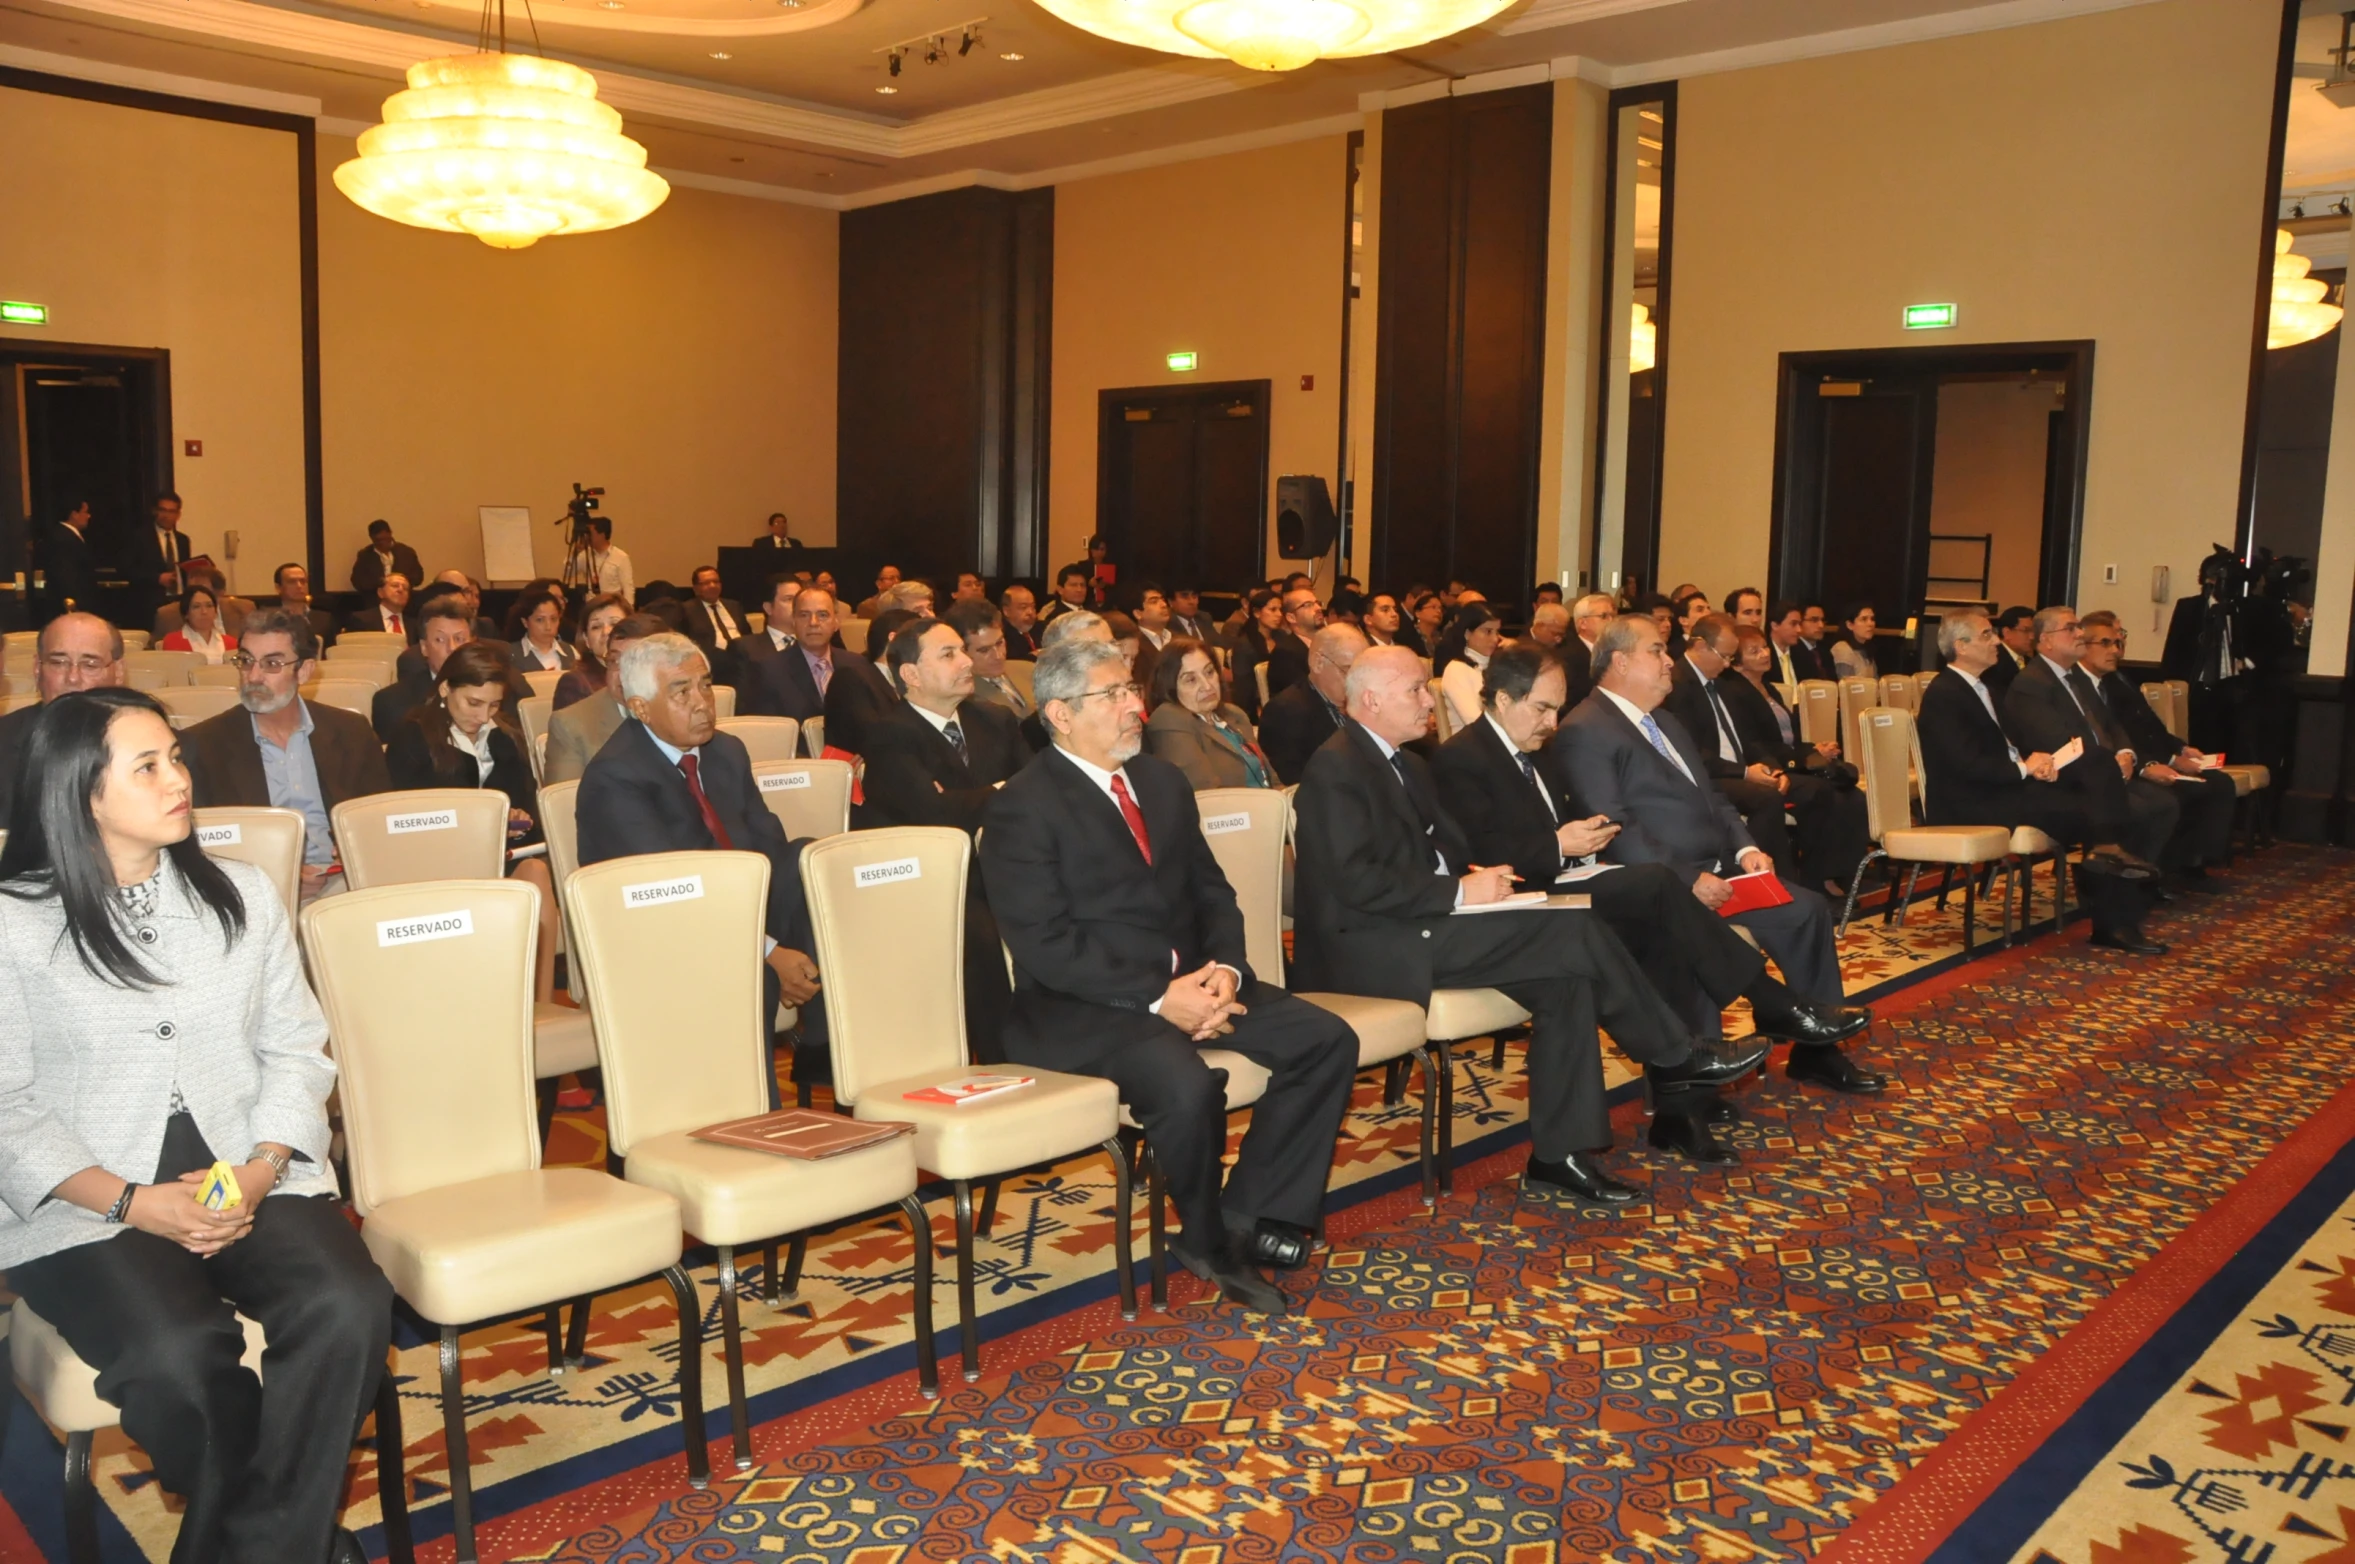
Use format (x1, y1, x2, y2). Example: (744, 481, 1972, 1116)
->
(754, 512, 802, 549)
(1663, 613, 1799, 873)
(370, 596, 478, 741)
(1038, 567, 1095, 627)
(980, 639, 1359, 1314)
(1258, 625, 1364, 785)
(682, 565, 750, 667)
(1791, 604, 1835, 684)
(2002, 606, 2178, 875)
(1432, 646, 1868, 1120)
(1979, 607, 2035, 699)
(739, 581, 832, 726)
(131, 492, 196, 625)
(45, 499, 97, 614)
(1917, 611, 2161, 951)
(1294, 646, 1767, 1201)
(347, 571, 413, 637)
(1263, 586, 1324, 701)
(1764, 601, 1813, 692)
(999, 585, 1043, 660)
(1166, 587, 1216, 646)
(577, 631, 825, 1100)
(1050, 536, 1114, 614)
(268, 562, 337, 651)
(0, 612, 127, 825)
(821, 607, 919, 764)
(2078, 610, 2237, 885)
(1548, 615, 1885, 1096)
(349, 519, 425, 600)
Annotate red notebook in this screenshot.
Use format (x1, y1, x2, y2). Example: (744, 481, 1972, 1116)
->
(1717, 869, 1794, 918)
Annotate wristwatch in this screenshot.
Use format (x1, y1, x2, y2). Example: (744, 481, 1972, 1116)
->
(252, 1147, 291, 1183)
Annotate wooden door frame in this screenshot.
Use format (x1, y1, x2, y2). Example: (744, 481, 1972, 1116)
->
(1588, 81, 1677, 596)
(1767, 339, 2096, 614)
(1, 340, 175, 627)
(1094, 378, 1273, 587)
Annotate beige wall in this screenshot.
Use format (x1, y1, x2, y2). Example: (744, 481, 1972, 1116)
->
(1050, 136, 1348, 589)
(0, 85, 307, 596)
(1928, 378, 2057, 612)
(1658, 0, 2281, 624)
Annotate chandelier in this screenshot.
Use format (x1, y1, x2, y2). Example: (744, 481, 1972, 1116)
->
(1629, 302, 1656, 374)
(1029, 0, 1514, 72)
(2270, 228, 2343, 350)
(334, 17, 669, 251)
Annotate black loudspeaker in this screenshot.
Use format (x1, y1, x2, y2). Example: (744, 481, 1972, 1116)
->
(1276, 475, 1338, 559)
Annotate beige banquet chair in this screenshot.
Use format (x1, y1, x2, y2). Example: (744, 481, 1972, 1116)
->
(803, 826, 1130, 1381)
(712, 685, 737, 720)
(751, 758, 853, 839)
(125, 649, 198, 686)
(1837, 678, 1879, 768)
(719, 716, 802, 764)
(305, 678, 378, 720)
(191, 805, 306, 918)
(1841, 708, 2011, 951)
(1877, 674, 1918, 715)
(1429, 677, 1457, 741)
(800, 715, 826, 757)
(155, 685, 243, 726)
(525, 778, 601, 1120)
(522, 669, 564, 702)
(519, 696, 556, 782)
(116, 630, 150, 652)
(1797, 680, 1840, 748)
(300, 880, 705, 1564)
(2158, 677, 2270, 846)
(187, 662, 242, 688)
(565, 850, 938, 1464)
(332, 788, 506, 888)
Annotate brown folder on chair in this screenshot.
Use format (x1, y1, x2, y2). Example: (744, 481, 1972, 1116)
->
(691, 1109, 914, 1159)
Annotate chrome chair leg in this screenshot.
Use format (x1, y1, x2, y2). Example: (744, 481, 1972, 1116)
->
(1416, 1044, 1439, 1209)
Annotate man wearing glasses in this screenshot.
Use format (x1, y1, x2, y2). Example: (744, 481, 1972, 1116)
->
(183, 607, 393, 901)
(0, 612, 127, 822)
(2077, 609, 2238, 889)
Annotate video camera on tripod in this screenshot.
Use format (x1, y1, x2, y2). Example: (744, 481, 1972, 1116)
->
(560, 483, 606, 594)
(564, 483, 605, 541)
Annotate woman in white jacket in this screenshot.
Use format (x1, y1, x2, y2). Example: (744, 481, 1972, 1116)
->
(0, 686, 391, 1564)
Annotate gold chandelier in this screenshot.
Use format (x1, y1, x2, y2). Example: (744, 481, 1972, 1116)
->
(334, 32, 668, 250)
(2270, 227, 2343, 350)
(1030, 0, 1515, 72)
(1629, 302, 1655, 374)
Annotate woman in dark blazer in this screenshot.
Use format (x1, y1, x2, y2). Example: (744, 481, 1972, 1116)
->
(1227, 589, 1285, 722)
(555, 593, 629, 709)
(1145, 638, 1273, 790)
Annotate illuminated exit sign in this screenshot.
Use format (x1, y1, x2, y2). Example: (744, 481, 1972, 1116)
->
(0, 301, 48, 326)
(1902, 302, 1958, 330)
(1166, 351, 1198, 372)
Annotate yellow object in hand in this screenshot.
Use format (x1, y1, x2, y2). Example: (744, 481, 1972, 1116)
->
(196, 1161, 244, 1212)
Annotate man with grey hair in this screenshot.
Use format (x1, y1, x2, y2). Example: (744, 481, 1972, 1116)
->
(1038, 609, 1108, 650)
(2003, 604, 2177, 894)
(578, 632, 827, 1101)
(1295, 644, 1767, 1199)
(0, 611, 128, 823)
(1258, 623, 1367, 786)
(1522, 602, 1571, 652)
(980, 638, 1359, 1316)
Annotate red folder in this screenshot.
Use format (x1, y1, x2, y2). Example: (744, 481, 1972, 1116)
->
(1717, 869, 1794, 918)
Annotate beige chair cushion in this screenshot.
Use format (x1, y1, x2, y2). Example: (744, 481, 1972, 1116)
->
(2009, 826, 2060, 856)
(363, 1167, 682, 1325)
(534, 1002, 599, 1078)
(623, 1130, 918, 1248)
(12, 1300, 264, 1434)
(1300, 992, 1428, 1067)
(1117, 1046, 1271, 1129)
(1425, 987, 1530, 1042)
(2217, 764, 2268, 796)
(852, 1068, 1118, 1182)
(1883, 825, 2011, 865)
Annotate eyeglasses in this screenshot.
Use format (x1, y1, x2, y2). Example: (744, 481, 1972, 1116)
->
(229, 653, 302, 673)
(2083, 636, 2124, 650)
(1067, 681, 1142, 704)
(38, 654, 112, 674)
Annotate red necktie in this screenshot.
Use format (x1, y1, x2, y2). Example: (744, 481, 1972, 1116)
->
(1110, 773, 1152, 865)
(678, 753, 733, 849)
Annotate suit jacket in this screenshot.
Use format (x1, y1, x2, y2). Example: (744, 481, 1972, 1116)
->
(859, 700, 1029, 835)
(350, 542, 425, 598)
(979, 748, 1252, 1024)
(1265, 636, 1311, 701)
(384, 720, 541, 843)
(576, 718, 805, 944)
(1980, 645, 2025, 699)
(752, 532, 802, 549)
(542, 689, 627, 785)
(820, 654, 898, 756)
(1144, 702, 1269, 791)
(1167, 612, 1218, 647)
(45, 522, 96, 611)
(512, 638, 578, 673)
(1789, 640, 1834, 684)
(1256, 681, 1342, 787)
(739, 633, 829, 724)
(2005, 656, 2133, 762)
(1001, 622, 1041, 661)
(131, 525, 194, 614)
(682, 596, 750, 652)
(1559, 639, 1599, 709)
(1291, 720, 1472, 1003)
(346, 605, 413, 638)
(0, 700, 44, 826)
(183, 699, 394, 817)
(1663, 657, 1748, 780)
(275, 600, 337, 651)
(1720, 674, 1805, 768)
(1548, 693, 1754, 880)
(372, 666, 436, 743)
(1430, 714, 1582, 888)
(1229, 633, 1276, 720)
(1918, 667, 2042, 827)
(2095, 669, 2180, 762)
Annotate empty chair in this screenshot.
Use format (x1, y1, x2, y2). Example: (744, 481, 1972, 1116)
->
(1797, 680, 1840, 747)
(154, 685, 243, 725)
(125, 649, 199, 686)
(116, 630, 151, 652)
(751, 758, 853, 839)
(191, 805, 307, 918)
(1876, 673, 1917, 715)
(520, 695, 556, 782)
(1840, 708, 2011, 950)
(331, 788, 507, 889)
(523, 669, 564, 701)
(566, 850, 937, 1462)
(1837, 677, 1879, 769)
(301, 880, 705, 1564)
(188, 662, 242, 688)
(801, 715, 826, 756)
(841, 617, 871, 657)
(123, 666, 169, 692)
(719, 716, 801, 764)
(304, 678, 377, 719)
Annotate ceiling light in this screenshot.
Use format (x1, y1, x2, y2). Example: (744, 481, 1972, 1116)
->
(2271, 227, 2343, 349)
(1031, 0, 1512, 71)
(888, 48, 901, 74)
(334, 52, 668, 249)
(876, 83, 898, 92)
(1629, 302, 1655, 374)
(708, 49, 732, 58)
(958, 28, 975, 54)
(999, 49, 1023, 58)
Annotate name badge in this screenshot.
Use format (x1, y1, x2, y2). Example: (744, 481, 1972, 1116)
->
(1200, 812, 1250, 836)
(195, 823, 243, 846)
(624, 875, 705, 908)
(377, 909, 474, 947)
(759, 771, 814, 792)
(855, 857, 922, 888)
(386, 810, 458, 835)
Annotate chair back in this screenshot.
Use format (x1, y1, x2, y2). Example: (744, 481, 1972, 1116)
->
(188, 663, 241, 689)
(801, 826, 972, 1105)
(2161, 679, 2192, 743)
(191, 806, 305, 918)
(801, 715, 826, 756)
(304, 680, 376, 719)
(719, 716, 801, 764)
(516, 669, 558, 702)
(300, 881, 540, 1215)
(155, 686, 243, 725)
(1003, 660, 1036, 703)
(1192, 787, 1290, 987)
(335, 630, 406, 649)
(117, 630, 151, 652)
(1877, 673, 1917, 715)
(1837, 677, 1878, 765)
(125, 649, 198, 686)
(712, 685, 737, 720)
(564, 852, 773, 1155)
(537, 778, 584, 1000)
(1254, 662, 1271, 709)
(0, 692, 37, 715)
(841, 618, 872, 657)
(332, 789, 508, 888)
(1854, 707, 1916, 843)
(125, 666, 169, 692)
(1910, 669, 1940, 703)
(1429, 677, 1456, 741)
(752, 758, 853, 839)
(1797, 680, 1839, 745)
(519, 697, 555, 779)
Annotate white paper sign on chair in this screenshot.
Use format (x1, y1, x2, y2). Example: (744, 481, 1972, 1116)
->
(759, 771, 814, 792)
(1201, 813, 1250, 836)
(855, 857, 922, 888)
(195, 823, 243, 847)
(624, 875, 705, 909)
(377, 910, 475, 947)
(386, 810, 458, 835)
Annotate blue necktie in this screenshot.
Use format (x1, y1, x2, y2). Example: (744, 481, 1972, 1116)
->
(1640, 713, 1696, 785)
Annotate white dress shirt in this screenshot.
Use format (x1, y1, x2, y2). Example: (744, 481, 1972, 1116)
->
(447, 721, 498, 784)
(590, 545, 635, 605)
(1600, 687, 1698, 787)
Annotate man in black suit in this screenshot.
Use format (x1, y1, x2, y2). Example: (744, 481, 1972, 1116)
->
(739, 581, 833, 725)
(1790, 603, 1835, 684)
(1000, 584, 1043, 660)
(980, 639, 1359, 1315)
(1764, 601, 1813, 692)
(45, 499, 97, 614)
(131, 492, 196, 625)
(1049, 536, 1114, 614)
(370, 596, 477, 741)
(754, 512, 802, 549)
(1263, 586, 1324, 701)
(2002, 606, 2178, 876)
(2079, 610, 2237, 884)
(349, 519, 425, 599)
(577, 631, 825, 1102)
(822, 607, 919, 769)
(1166, 587, 1216, 646)
(1548, 615, 1886, 1096)
(1258, 624, 1364, 786)
(1038, 566, 1095, 627)
(683, 566, 750, 659)
(1979, 607, 2035, 699)
(1663, 613, 1799, 874)
(1294, 646, 1767, 1201)
(347, 571, 413, 637)
(1917, 611, 2161, 951)
(269, 562, 338, 652)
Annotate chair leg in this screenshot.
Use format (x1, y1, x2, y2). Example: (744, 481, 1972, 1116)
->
(761, 1239, 781, 1306)
(898, 1194, 940, 1400)
(1836, 849, 1883, 937)
(62, 1429, 99, 1564)
(375, 1357, 416, 1564)
(562, 1293, 592, 1369)
(1381, 1056, 1410, 1106)
(716, 1245, 752, 1471)
(953, 1180, 983, 1383)
(535, 1075, 560, 1150)
(1142, 1142, 1168, 1311)
(542, 1305, 565, 1376)
(1935, 863, 1955, 912)
(1100, 1136, 1137, 1322)
(438, 1327, 478, 1564)
(1435, 1039, 1458, 1195)
(657, 1265, 710, 1488)
(976, 1179, 1001, 1236)
(1489, 1034, 1506, 1071)
(781, 1235, 808, 1300)
(1889, 863, 1921, 925)
(1415, 1045, 1439, 1209)
(1960, 866, 1977, 954)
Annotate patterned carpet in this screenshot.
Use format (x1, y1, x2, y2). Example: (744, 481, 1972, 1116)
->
(4, 849, 2340, 1563)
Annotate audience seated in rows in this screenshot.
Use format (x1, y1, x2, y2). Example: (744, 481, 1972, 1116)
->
(1144, 637, 1272, 790)
(555, 593, 632, 710)
(1258, 624, 1364, 787)
(0, 612, 127, 822)
(543, 613, 665, 785)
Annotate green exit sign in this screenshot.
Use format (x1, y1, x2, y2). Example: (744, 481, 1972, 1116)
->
(1902, 302, 1958, 330)
(0, 301, 48, 326)
(1166, 351, 1198, 372)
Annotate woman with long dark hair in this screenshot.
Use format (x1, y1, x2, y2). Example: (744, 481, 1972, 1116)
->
(1432, 599, 1504, 730)
(1228, 588, 1286, 721)
(555, 591, 629, 710)
(1830, 601, 1880, 680)
(0, 688, 390, 1564)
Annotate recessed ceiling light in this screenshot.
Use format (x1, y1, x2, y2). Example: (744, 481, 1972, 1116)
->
(999, 50, 1023, 59)
(876, 84, 897, 93)
(709, 49, 732, 58)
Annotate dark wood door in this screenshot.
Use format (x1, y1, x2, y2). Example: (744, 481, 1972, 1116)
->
(1097, 381, 1270, 596)
(1816, 387, 1935, 624)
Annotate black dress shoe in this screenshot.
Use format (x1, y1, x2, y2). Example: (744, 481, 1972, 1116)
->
(1703, 1096, 1742, 1126)
(1172, 1243, 1290, 1315)
(2083, 845, 2161, 881)
(1524, 1152, 1641, 1203)
(1648, 1112, 1737, 1164)
(1231, 1219, 1311, 1271)
(2090, 928, 2169, 955)
(1784, 1044, 1888, 1094)
(2148, 886, 2178, 906)
(328, 1529, 368, 1564)
(1655, 1038, 1772, 1089)
(1751, 1001, 1872, 1047)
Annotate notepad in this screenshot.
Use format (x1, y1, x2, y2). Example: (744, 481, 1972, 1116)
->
(1717, 869, 1795, 919)
(903, 1074, 1036, 1107)
(1453, 890, 1551, 914)
(2052, 737, 2085, 771)
(1554, 863, 1621, 884)
(691, 1110, 916, 1159)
